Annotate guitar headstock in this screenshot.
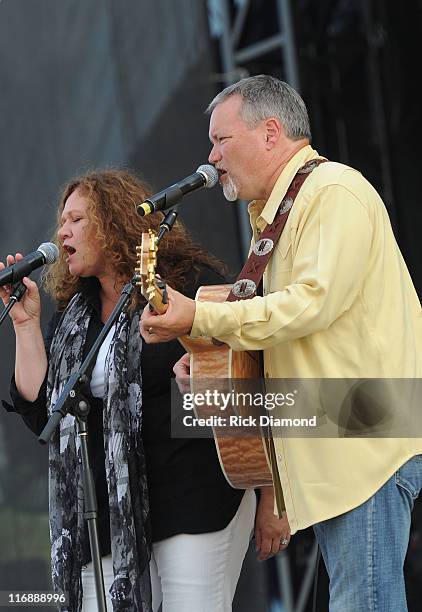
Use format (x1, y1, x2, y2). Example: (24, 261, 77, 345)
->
(135, 230, 168, 314)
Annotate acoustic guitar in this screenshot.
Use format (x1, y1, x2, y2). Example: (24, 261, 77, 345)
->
(136, 230, 273, 489)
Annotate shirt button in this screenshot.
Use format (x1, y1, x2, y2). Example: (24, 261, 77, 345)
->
(257, 228, 261, 235)
(277, 454, 283, 461)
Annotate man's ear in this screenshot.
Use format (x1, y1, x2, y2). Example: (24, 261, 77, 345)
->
(264, 117, 282, 149)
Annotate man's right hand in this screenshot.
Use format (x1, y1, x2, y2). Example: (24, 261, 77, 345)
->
(0, 253, 42, 327)
(173, 353, 191, 395)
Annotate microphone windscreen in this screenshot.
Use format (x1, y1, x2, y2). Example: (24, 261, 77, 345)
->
(196, 164, 219, 188)
(37, 242, 59, 264)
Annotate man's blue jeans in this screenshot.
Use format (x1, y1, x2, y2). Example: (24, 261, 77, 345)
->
(313, 455, 422, 611)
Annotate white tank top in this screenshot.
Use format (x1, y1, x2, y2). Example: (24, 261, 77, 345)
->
(90, 324, 116, 398)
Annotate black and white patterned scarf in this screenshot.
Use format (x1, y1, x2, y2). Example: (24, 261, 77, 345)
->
(47, 292, 152, 611)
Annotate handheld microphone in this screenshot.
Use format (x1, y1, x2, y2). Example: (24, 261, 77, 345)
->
(136, 164, 219, 216)
(0, 242, 59, 286)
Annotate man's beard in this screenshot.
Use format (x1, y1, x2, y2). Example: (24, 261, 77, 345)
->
(222, 174, 239, 201)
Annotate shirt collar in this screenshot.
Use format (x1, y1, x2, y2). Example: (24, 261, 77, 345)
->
(248, 145, 323, 229)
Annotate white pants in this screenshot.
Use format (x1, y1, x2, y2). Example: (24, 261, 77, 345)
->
(81, 488, 256, 611)
(81, 555, 114, 612)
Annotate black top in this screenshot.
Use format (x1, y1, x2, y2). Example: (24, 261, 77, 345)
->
(3, 267, 244, 563)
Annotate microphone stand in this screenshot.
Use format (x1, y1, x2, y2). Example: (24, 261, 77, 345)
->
(38, 206, 180, 611)
(157, 206, 179, 243)
(0, 282, 27, 327)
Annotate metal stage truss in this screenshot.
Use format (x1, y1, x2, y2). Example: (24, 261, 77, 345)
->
(207, 0, 300, 260)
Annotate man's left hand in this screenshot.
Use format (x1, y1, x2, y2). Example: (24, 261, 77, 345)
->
(140, 285, 196, 343)
(255, 487, 291, 561)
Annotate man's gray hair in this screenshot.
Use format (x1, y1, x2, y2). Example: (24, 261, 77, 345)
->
(206, 74, 311, 141)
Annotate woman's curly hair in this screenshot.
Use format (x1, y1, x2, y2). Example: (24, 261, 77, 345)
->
(43, 168, 225, 309)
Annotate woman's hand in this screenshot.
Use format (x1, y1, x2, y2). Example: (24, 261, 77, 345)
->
(0, 253, 47, 401)
(0, 254, 42, 328)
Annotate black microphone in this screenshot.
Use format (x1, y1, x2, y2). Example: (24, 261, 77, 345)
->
(136, 164, 219, 216)
(0, 242, 59, 286)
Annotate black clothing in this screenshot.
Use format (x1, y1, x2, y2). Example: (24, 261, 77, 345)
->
(5, 268, 244, 562)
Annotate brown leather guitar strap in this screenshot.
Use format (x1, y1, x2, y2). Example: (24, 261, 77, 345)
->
(222, 159, 326, 512)
(226, 158, 327, 302)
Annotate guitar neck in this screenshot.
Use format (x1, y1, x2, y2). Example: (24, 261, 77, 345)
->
(135, 233, 191, 350)
(145, 282, 168, 315)
(143, 280, 193, 351)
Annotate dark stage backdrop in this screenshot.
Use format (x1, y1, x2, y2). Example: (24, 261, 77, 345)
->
(0, 1, 260, 610)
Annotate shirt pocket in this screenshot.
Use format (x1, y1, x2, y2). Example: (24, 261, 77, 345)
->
(265, 231, 293, 293)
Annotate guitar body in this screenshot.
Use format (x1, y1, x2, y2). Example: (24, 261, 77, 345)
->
(136, 233, 273, 489)
(184, 284, 273, 489)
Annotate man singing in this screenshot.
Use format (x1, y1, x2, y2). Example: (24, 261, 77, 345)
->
(140, 75, 422, 611)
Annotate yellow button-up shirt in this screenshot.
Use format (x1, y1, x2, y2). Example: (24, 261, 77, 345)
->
(191, 145, 422, 534)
